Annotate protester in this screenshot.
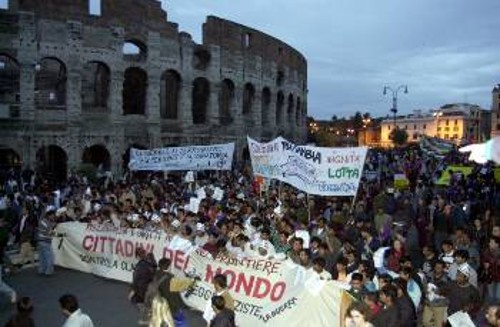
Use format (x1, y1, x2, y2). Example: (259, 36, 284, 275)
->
(209, 295, 236, 327)
(203, 274, 235, 326)
(150, 258, 197, 327)
(36, 209, 56, 276)
(0, 137, 498, 326)
(345, 302, 374, 327)
(129, 248, 157, 324)
(4, 296, 35, 327)
(59, 294, 94, 327)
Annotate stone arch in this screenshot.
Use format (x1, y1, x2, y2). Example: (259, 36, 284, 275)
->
(219, 79, 235, 125)
(193, 47, 211, 70)
(123, 67, 148, 115)
(123, 39, 147, 61)
(261, 87, 271, 126)
(287, 93, 294, 125)
(0, 145, 21, 169)
(242, 83, 255, 116)
(276, 91, 284, 126)
(160, 69, 181, 119)
(295, 96, 301, 126)
(192, 77, 210, 124)
(122, 143, 146, 172)
(36, 145, 68, 183)
(82, 61, 110, 111)
(82, 144, 111, 171)
(35, 57, 67, 108)
(0, 54, 20, 106)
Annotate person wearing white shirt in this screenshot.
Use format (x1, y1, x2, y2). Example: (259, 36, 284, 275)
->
(252, 228, 276, 259)
(312, 257, 332, 280)
(59, 294, 94, 327)
(448, 250, 478, 288)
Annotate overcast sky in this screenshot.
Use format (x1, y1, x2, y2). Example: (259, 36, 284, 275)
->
(162, 0, 500, 120)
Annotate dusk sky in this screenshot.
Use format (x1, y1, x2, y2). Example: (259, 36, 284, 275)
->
(163, 0, 500, 120)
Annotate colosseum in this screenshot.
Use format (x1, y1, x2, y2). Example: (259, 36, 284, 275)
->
(0, 0, 307, 181)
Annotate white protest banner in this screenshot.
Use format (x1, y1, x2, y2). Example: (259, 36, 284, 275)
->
(53, 222, 351, 327)
(129, 143, 235, 171)
(189, 197, 201, 213)
(247, 136, 367, 196)
(213, 187, 224, 201)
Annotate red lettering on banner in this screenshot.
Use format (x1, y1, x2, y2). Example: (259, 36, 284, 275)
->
(224, 270, 236, 288)
(125, 240, 134, 257)
(252, 278, 271, 299)
(235, 274, 255, 294)
(174, 251, 185, 270)
(82, 235, 94, 251)
(205, 264, 223, 282)
(270, 282, 286, 301)
(116, 240, 124, 256)
(163, 248, 173, 260)
(204, 264, 286, 302)
(108, 237, 116, 252)
(99, 236, 107, 253)
(92, 236, 98, 252)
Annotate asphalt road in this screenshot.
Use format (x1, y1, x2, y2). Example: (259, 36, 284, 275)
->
(0, 267, 205, 327)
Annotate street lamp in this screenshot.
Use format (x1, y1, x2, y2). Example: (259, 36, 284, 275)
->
(383, 85, 408, 128)
(362, 117, 371, 145)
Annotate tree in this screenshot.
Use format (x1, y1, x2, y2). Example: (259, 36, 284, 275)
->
(390, 128, 409, 146)
(352, 111, 364, 130)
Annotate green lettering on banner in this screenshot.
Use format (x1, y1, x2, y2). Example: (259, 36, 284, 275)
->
(328, 167, 359, 179)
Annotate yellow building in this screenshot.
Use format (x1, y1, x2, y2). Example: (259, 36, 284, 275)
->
(380, 104, 490, 147)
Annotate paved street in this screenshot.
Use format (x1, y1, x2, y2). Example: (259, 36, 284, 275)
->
(0, 267, 205, 326)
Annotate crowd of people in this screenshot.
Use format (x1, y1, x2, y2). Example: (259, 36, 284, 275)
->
(0, 141, 499, 327)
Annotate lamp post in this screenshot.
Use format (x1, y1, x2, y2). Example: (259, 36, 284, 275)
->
(383, 85, 408, 129)
(362, 117, 371, 146)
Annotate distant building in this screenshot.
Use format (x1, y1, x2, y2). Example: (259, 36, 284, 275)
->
(0, 0, 307, 181)
(380, 104, 490, 147)
(491, 85, 500, 138)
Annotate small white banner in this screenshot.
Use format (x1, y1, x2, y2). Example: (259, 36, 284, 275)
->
(129, 143, 235, 171)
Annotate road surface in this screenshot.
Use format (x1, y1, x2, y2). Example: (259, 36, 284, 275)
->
(0, 267, 205, 326)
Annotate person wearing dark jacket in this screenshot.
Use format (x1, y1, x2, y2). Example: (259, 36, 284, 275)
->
(441, 265, 480, 317)
(393, 278, 417, 327)
(210, 295, 236, 327)
(371, 285, 400, 327)
(129, 248, 157, 324)
(149, 258, 197, 327)
(5, 296, 35, 327)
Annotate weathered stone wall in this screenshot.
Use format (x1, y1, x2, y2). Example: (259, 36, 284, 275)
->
(0, 0, 308, 177)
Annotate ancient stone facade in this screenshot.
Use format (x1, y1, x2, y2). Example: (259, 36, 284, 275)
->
(0, 0, 307, 179)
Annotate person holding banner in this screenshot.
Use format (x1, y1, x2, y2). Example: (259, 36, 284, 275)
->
(150, 258, 198, 327)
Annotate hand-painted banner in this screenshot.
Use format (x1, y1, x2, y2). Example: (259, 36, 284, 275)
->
(53, 223, 350, 327)
(247, 136, 367, 196)
(129, 143, 235, 171)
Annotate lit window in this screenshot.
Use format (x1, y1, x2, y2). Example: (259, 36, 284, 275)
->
(0, 0, 8, 10)
(0, 61, 4, 69)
